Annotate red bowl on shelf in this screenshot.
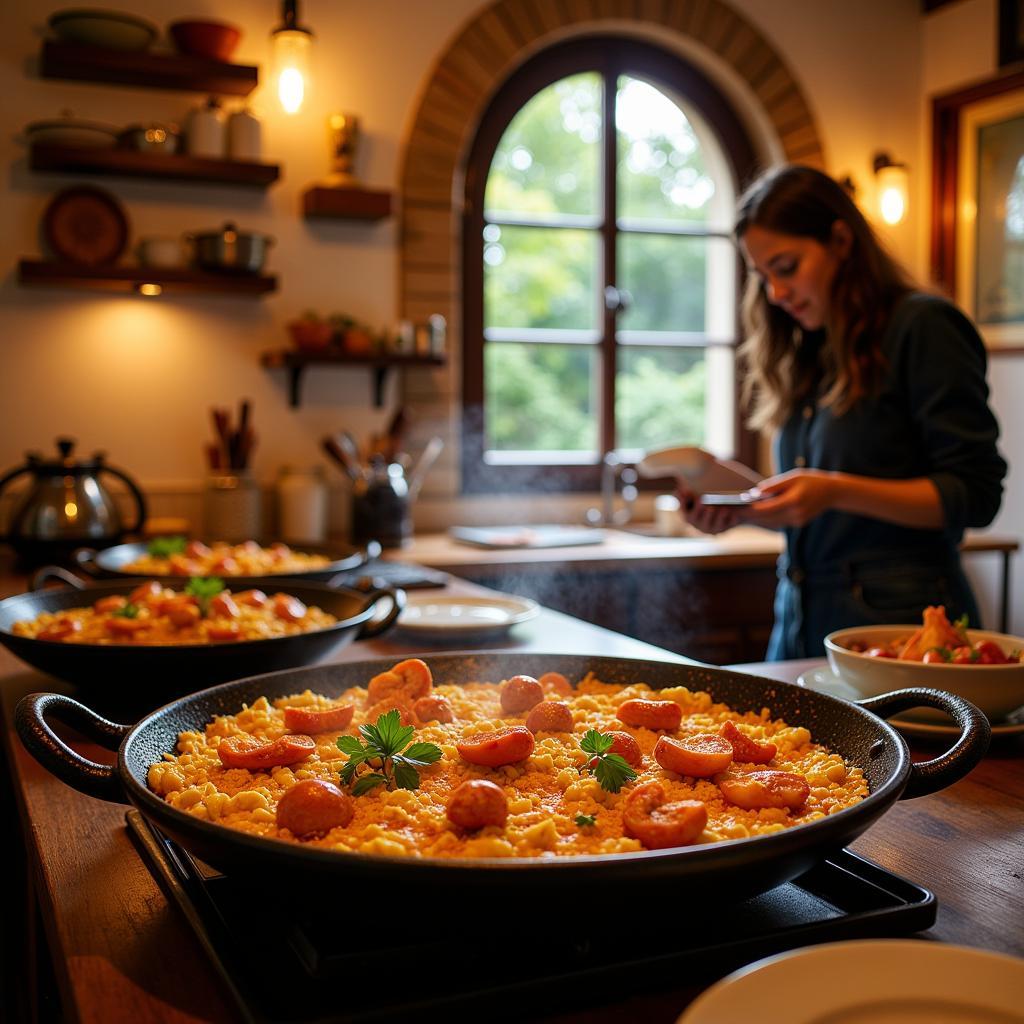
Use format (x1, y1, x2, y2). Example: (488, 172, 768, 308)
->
(168, 19, 241, 62)
(288, 320, 334, 353)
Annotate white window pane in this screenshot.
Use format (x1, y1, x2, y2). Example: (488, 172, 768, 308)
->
(618, 233, 736, 335)
(616, 347, 705, 450)
(484, 225, 600, 331)
(485, 73, 601, 219)
(485, 343, 599, 453)
(616, 76, 714, 226)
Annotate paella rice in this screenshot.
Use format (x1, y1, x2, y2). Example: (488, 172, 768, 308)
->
(147, 661, 869, 857)
(12, 580, 337, 645)
(121, 538, 332, 577)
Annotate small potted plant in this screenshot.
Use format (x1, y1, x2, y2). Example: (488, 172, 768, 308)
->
(328, 313, 376, 356)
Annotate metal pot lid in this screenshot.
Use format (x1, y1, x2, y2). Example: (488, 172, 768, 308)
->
(191, 222, 273, 244)
(24, 437, 106, 474)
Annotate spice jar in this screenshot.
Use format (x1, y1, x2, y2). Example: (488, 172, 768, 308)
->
(186, 97, 225, 159)
(202, 472, 262, 541)
(227, 106, 262, 161)
(276, 465, 327, 544)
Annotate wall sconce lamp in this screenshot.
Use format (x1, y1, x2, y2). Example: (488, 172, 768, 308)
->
(271, 0, 313, 115)
(873, 152, 908, 225)
(135, 283, 162, 297)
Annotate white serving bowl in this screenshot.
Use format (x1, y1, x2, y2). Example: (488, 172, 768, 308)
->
(25, 116, 120, 148)
(825, 625, 1024, 722)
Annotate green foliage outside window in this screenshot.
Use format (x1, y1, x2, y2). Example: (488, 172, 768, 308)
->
(483, 72, 720, 454)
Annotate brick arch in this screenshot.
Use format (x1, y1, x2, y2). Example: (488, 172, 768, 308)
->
(399, 0, 823, 495)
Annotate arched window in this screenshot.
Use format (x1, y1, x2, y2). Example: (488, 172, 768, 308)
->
(461, 37, 757, 493)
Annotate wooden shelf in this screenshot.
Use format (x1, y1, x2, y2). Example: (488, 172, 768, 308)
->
(261, 349, 445, 406)
(29, 144, 280, 188)
(18, 260, 277, 296)
(302, 186, 392, 221)
(39, 40, 259, 95)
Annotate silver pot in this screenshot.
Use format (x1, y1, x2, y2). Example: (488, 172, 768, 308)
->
(119, 122, 180, 154)
(187, 222, 273, 274)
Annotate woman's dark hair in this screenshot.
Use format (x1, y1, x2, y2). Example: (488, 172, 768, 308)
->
(735, 164, 912, 430)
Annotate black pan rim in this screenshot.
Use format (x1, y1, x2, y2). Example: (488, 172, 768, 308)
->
(82, 539, 373, 579)
(117, 652, 911, 875)
(0, 577, 377, 651)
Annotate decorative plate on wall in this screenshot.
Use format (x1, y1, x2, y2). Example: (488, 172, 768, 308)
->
(42, 186, 129, 266)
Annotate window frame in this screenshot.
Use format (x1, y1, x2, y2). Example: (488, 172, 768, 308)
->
(461, 35, 758, 494)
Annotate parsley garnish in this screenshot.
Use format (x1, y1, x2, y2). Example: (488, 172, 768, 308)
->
(337, 709, 442, 794)
(184, 576, 224, 616)
(575, 812, 597, 827)
(927, 646, 953, 662)
(578, 729, 638, 793)
(147, 535, 187, 557)
(112, 602, 140, 619)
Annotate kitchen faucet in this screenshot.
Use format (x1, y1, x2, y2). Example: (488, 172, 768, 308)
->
(585, 451, 637, 526)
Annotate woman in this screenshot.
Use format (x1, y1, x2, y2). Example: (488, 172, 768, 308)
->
(683, 164, 1007, 660)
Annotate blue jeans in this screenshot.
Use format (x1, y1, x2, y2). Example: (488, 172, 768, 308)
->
(766, 553, 981, 661)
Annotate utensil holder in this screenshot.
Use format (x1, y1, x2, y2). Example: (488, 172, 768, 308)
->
(351, 465, 410, 549)
(202, 473, 261, 541)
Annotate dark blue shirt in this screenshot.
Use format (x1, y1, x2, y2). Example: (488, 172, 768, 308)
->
(768, 293, 1007, 659)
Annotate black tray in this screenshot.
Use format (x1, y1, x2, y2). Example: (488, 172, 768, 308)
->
(329, 559, 448, 590)
(128, 811, 936, 1024)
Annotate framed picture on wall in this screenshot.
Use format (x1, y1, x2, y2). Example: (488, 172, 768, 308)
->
(932, 69, 1024, 348)
(998, 0, 1024, 68)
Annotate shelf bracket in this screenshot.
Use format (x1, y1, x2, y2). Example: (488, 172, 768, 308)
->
(372, 367, 390, 407)
(288, 366, 304, 408)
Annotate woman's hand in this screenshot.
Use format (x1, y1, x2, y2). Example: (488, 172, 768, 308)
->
(743, 470, 838, 528)
(675, 483, 744, 535)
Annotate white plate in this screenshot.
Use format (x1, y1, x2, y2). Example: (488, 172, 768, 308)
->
(637, 445, 761, 491)
(25, 119, 121, 148)
(677, 939, 1024, 1024)
(797, 665, 1024, 738)
(395, 594, 539, 639)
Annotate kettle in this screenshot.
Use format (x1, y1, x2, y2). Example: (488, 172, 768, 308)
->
(0, 438, 147, 566)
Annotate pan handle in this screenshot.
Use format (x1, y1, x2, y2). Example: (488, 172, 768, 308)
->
(71, 546, 102, 576)
(354, 584, 406, 640)
(15, 693, 130, 804)
(859, 687, 991, 799)
(28, 565, 88, 592)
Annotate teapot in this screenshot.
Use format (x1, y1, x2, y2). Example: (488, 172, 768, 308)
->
(0, 438, 147, 566)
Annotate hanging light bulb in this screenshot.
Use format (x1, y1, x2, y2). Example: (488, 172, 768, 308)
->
(271, 0, 313, 115)
(873, 153, 909, 226)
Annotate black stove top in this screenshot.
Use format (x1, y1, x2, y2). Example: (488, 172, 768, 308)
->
(128, 811, 935, 1024)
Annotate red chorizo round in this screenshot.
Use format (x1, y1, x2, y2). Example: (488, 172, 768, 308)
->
(446, 779, 508, 830)
(276, 779, 354, 837)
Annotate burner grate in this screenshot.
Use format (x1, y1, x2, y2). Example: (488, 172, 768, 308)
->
(128, 811, 935, 1024)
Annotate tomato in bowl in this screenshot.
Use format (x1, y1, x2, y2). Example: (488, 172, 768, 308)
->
(824, 623, 1024, 723)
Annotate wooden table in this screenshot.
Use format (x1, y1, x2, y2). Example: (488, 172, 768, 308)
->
(1, 569, 1021, 1023)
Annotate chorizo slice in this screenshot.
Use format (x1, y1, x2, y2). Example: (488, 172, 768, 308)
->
(218, 733, 315, 770)
(457, 726, 535, 767)
(283, 704, 355, 734)
(616, 698, 682, 731)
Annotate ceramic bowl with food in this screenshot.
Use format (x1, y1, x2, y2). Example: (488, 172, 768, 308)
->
(48, 8, 158, 50)
(168, 19, 241, 62)
(825, 625, 1024, 721)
